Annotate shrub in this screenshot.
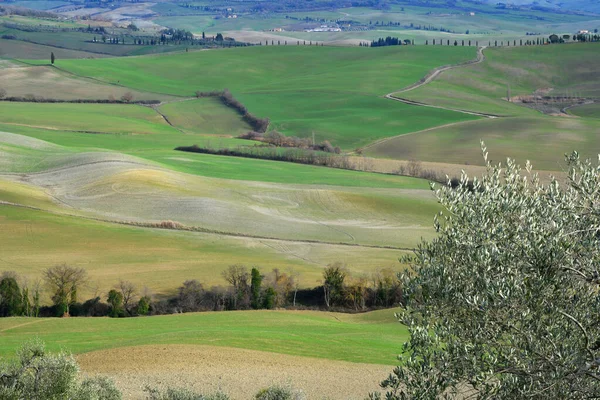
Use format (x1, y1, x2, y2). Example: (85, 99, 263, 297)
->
(254, 384, 305, 400)
(121, 92, 134, 102)
(0, 340, 121, 399)
(373, 145, 600, 399)
(0, 88, 6, 99)
(145, 386, 230, 400)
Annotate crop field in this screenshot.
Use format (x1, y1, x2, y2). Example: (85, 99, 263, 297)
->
(365, 43, 600, 168)
(0, 38, 110, 60)
(0, 308, 406, 362)
(402, 43, 600, 115)
(155, 1, 596, 46)
(0, 102, 177, 134)
(158, 98, 253, 136)
(0, 309, 406, 397)
(0, 64, 175, 101)
(41, 46, 480, 149)
(78, 345, 393, 399)
(569, 103, 600, 119)
(0, 205, 407, 296)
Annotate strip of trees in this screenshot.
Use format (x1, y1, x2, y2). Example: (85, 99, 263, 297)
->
(194, 89, 270, 132)
(0, 263, 403, 318)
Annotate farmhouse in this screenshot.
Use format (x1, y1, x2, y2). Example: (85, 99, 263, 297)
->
(578, 29, 589, 34)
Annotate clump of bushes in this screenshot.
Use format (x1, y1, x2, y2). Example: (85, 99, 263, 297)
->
(238, 131, 341, 154)
(145, 387, 230, 400)
(145, 384, 304, 400)
(0, 340, 121, 399)
(254, 384, 305, 400)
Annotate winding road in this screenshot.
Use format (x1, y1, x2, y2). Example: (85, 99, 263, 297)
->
(384, 46, 501, 119)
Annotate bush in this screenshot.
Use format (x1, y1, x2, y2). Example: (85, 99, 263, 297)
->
(0, 340, 121, 399)
(145, 386, 230, 400)
(254, 384, 305, 400)
(373, 146, 600, 399)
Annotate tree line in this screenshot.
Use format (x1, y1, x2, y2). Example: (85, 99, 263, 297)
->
(368, 37, 413, 47)
(194, 89, 270, 132)
(0, 263, 403, 318)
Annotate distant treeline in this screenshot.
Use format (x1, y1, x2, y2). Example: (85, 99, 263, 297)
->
(195, 89, 270, 132)
(239, 130, 341, 153)
(0, 97, 160, 105)
(369, 37, 413, 47)
(0, 263, 403, 319)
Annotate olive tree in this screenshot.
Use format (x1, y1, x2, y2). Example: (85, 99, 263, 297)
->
(373, 145, 600, 399)
(0, 340, 121, 399)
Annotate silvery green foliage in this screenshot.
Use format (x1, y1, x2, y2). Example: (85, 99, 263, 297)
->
(144, 386, 230, 400)
(0, 339, 121, 399)
(373, 144, 600, 399)
(254, 384, 306, 400)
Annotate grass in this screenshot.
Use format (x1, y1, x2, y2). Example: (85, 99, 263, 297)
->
(364, 43, 600, 169)
(0, 65, 176, 101)
(569, 103, 600, 119)
(0, 205, 409, 297)
(0, 102, 178, 135)
(36, 45, 479, 149)
(366, 115, 600, 170)
(402, 43, 600, 116)
(0, 38, 110, 59)
(0, 122, 432, 188)
(0, 308, 408, 365)
(52, 46, 476, 97)
(158, 98, 253, 136)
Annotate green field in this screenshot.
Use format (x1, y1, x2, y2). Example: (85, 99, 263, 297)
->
(42, 46, 480, 149)
(0, 308, 408, 365)
(0, 204, 408, 296)
(569, 103, 600, 119)
(402, 43, 600, 115)
(0, 102, 177, 134)
(365, 43, 600, 168)
(158, 97, 253, 136)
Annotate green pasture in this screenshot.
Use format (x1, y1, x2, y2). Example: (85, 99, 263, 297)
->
(0, 308, 408, 365)
(569, 103, 600, 119)
(0, 122, 430, 188)
(0, 128, 438, 248)
(0, 102, 177, 135)
(402, 43, 600, 116)
(366, 115, 600, 170)
(39, 45, 479, 148)
(158, 98, 253, 135)
(235, 91, 479, 149)
(51, 46, 476, 97)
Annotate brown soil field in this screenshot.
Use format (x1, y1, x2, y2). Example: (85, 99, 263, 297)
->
(0, 39, 110, 59)
(78, 345, 392, 399)
(0, 65, 176, 101)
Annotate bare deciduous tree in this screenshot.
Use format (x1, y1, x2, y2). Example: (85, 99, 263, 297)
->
(43, 264, 87, 317)
(117, 280, 137, 316)
(121, 92, 134, 102)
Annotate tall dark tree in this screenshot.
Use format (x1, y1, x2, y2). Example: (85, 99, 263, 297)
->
(50, 52, 55, 65)
(250, 268, 262, 309)
(0, 275, 22, 317)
